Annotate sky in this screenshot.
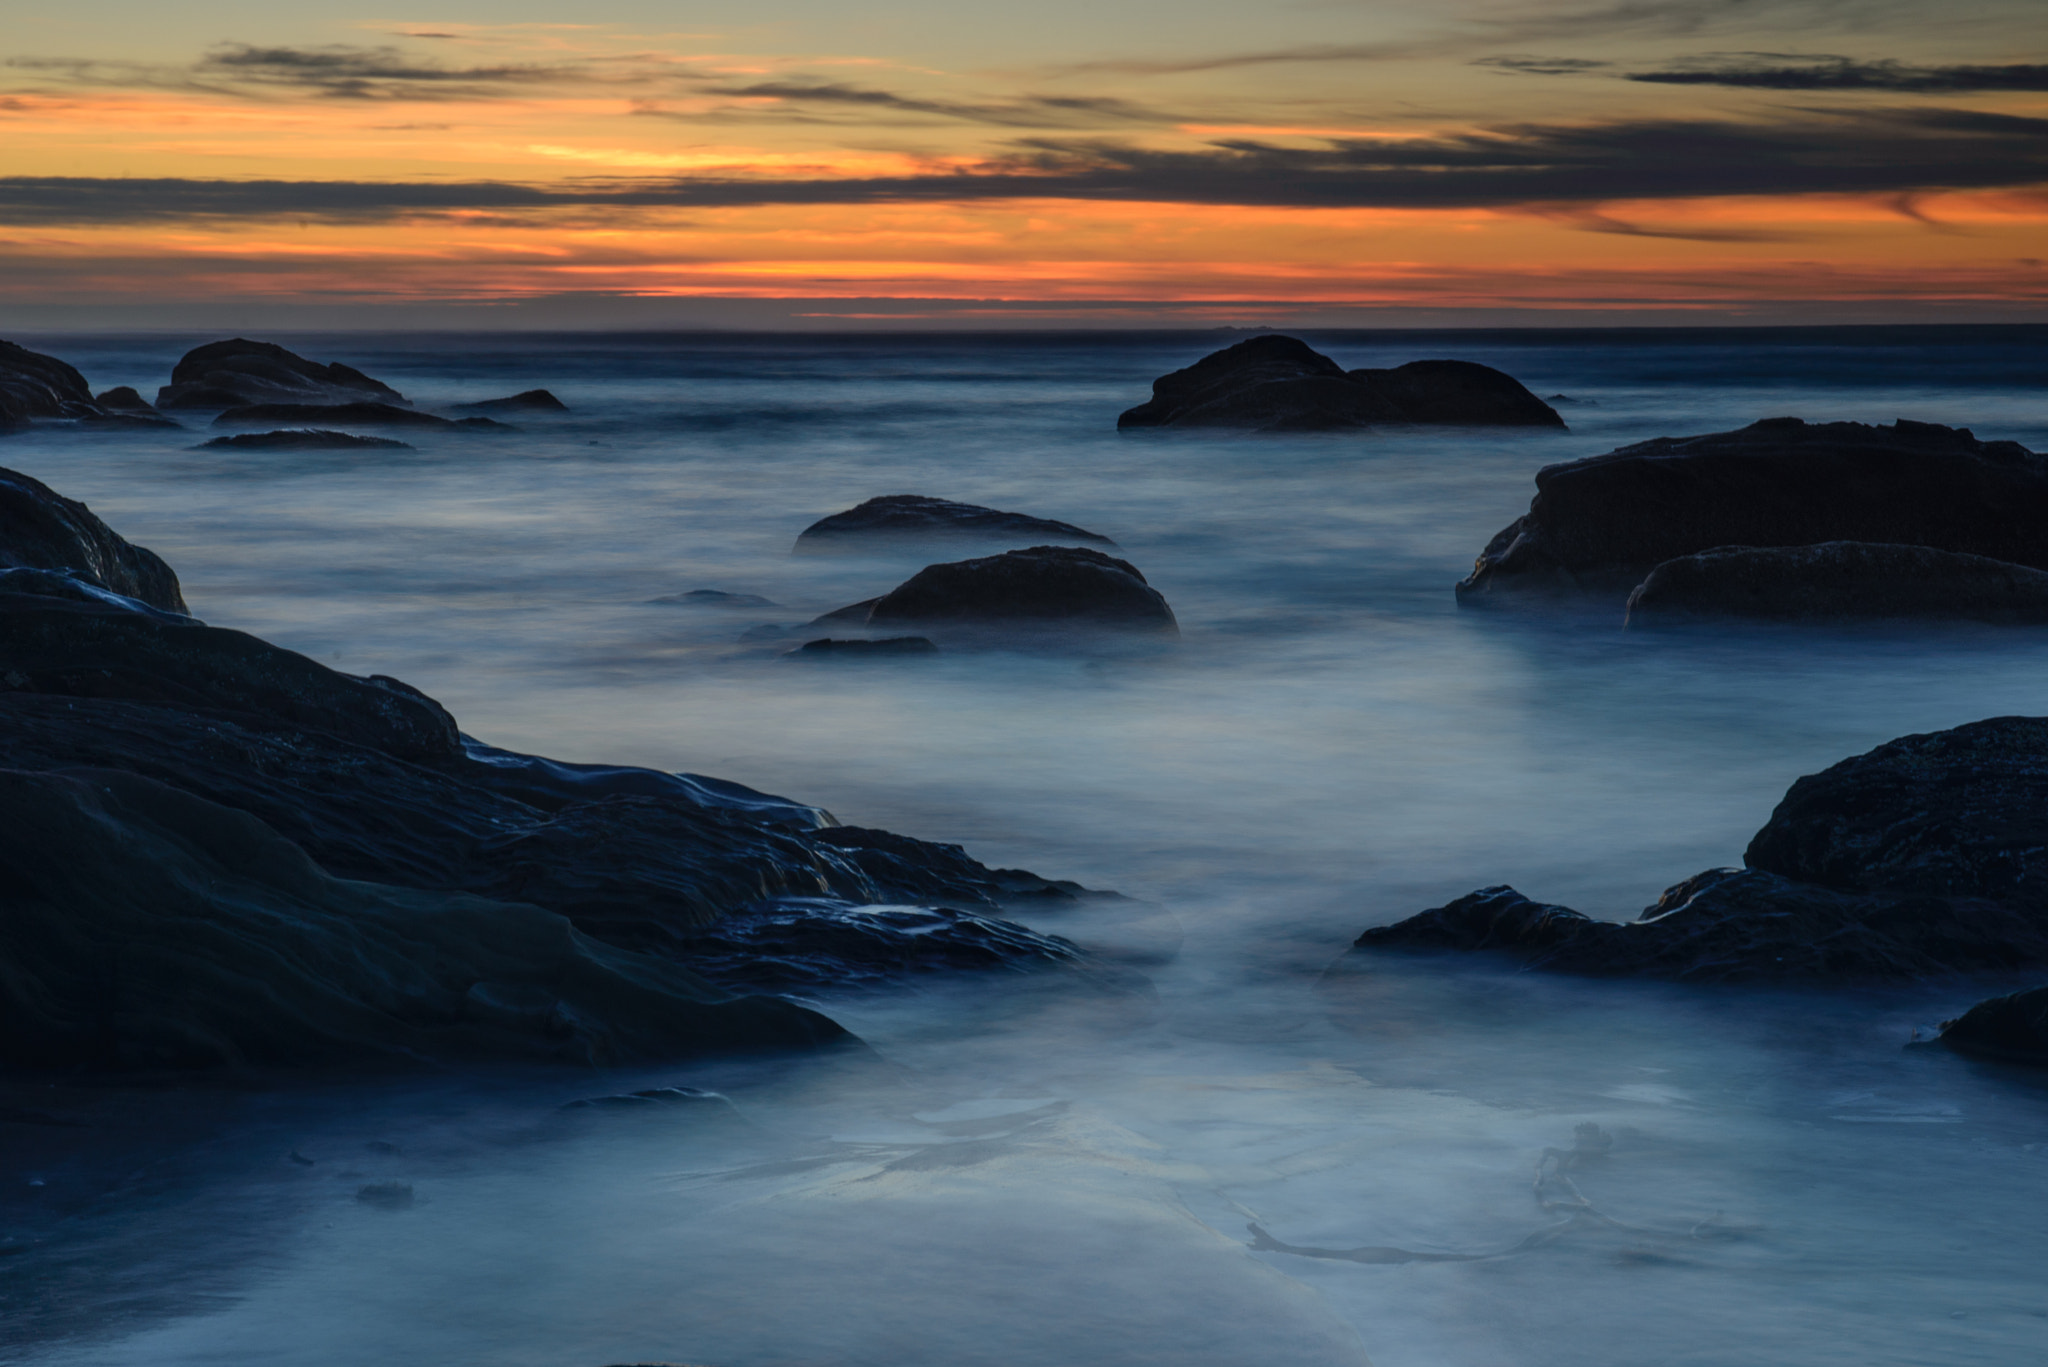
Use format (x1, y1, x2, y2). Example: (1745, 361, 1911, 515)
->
(3, 0, 2045, 327)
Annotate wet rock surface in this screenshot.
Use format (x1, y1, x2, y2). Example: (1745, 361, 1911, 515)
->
(1937, 985, 2048, 1064)
(1348, 716, 2048, 982)
(1459, 418, 2048, 606)
(0, 465, 186, 613)
(157, 339, 409, 411)
(1, 341, 98, 429)
(823, 545, 1177, 637)
(1624, 542, 2048, 625)
(795, 494, 1115, 552)
(200, 429, 414, 451)
(450, 388, 568, 413)
(1118, 335, 1562, 432)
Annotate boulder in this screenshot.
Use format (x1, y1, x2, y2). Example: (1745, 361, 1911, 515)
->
(1937, 986, 2048, 1065)
(157, 339, 409, 411)
(1625, 542, 2048, 625)
(212, 402, 510, 430)
(648, 589, 778, 608)
(1346, 715, 2048, 982)
(795, 495, 1115, 553)
(1458, 418, 2048, 605)
(786, 637, 939, 658)
(450, 388, 568, 413)
(821, 545, 1177, 636)
(0, 465, 186, 613)
(200, 430, 413, 452)
(93, 386, 156, 412)
(1117, 335, 1562, 432)
(1, 340, 98, 423)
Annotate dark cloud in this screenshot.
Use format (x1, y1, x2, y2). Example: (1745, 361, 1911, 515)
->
(1474, 56, 1615, 75)
(195, 44, 571, 98)
(687, 81, 1170, 128)
(1626, 54, 2048, 91)
(0, 105, 2042, 223)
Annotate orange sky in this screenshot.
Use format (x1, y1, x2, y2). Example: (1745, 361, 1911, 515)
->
(4, 2, 2045, 324)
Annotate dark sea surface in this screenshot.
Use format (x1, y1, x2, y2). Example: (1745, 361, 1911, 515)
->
(4, 326, 2048, 1366)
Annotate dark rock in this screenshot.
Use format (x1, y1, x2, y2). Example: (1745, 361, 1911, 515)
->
(450, 389, 567, 413)
(0, 465, 186, 613)
(0, 567, 189, 622)
(1624, 542, 2048, 625)
(93, 387, 156, 412)
(1118, 335, 1562, 431)
(1937, 986, 2048, 1065)
(786, 636, 938, 658)
(810, 825, 1096, 907)
(157, 339, 408, 411)
(0, 340, 98, 422)
(648, 589, 779, 608)
(822, 545, 1177, 636)
(1458, 418, 2048, 605)
(212, 403, 511, 431)
(200, 429, 414, 452)
(794, 495, 1115, 552)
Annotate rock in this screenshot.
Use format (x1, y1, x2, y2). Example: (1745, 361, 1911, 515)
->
(93, 387, 156, 412)
(1624, 542, 2048, 625)
(1937, 986, 2048, 1065)
(647, 589, 779, 608)
(0, 340, 98, 423)
(0, 465, 186, 613)
(157, 339, 408, 411)
(794, 495, 1115, 553)
(200, 430, 414, 452)
(450, 389, 568, 413)
(212, 403, 511, 431)
(820, 545, 1178, 636)
(1458, 418, 2048, 605)
(786, 637, 938, 658)
(1117, 335, 1562, 431)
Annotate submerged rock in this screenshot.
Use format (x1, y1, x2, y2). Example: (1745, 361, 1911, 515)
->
(821, 545, 1177, 637)
(1624, 542, 2048, 625)
(157, 339, 409, 411)
(1118, 335, 1562, 432)
(648, 589, 779, 608)
(200, 429, 414, 452)
(786, 636, 938, 658)
(93, 386, 156, 413)
(1, 340, 98, 428)
(1937, 986, 2048, 1065)
(794, 495, 1115, 553)
(1346, 716, 2048, 982)
(0, 465, 186, 613)
(450, 389, 568, 413)
(212, 402, 510, 431)
(1459, 418, 2048, 606)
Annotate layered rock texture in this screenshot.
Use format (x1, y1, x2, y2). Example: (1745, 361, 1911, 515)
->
(1624, 542, 2048, 625)
(157, 339, 409, 411)
(1, 340, 100, 430)
(795, 495, 1115, 553)
(1347, 716, 2048, 982)
(818, 545, 1177, 637)
(0, 466, 186, 613)
(213, 403, 508, 431)
(1118, 335, 1563, 432)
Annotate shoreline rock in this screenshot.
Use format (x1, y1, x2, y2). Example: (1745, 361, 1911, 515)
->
(0, 466, 186, 613)
(212, 402, 512, 431)
(795, 495, 1116, 553)
(201, 430, 414, 452)
(2, 340, 99, 429)
(1624, 542, 2048, 625)
(450, 389, 568, 413)
(818, 545, 1177, 638)
(157, 339, 409, 411)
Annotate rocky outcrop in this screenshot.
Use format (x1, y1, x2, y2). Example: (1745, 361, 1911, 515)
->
(1345, 716, 2048, 982)
(786, 637, 938, 658)
(201, 430, 413, 451)
(795, 495, 1115, 553)
(1624, 542, 2048, 625)
(92, 386, 156, 413)
(819, 545, 1178, 637)
(1458, 419, 2048, 605)
(212, 402, 510, 431)
(1937, 986, 2048, 1065)
(157, 339, 409, 411)
(1, 340, 98, 427)
(451, 389, 567, 413)
(0, 466, 186, 613)
(1117, 335, 1563, 432)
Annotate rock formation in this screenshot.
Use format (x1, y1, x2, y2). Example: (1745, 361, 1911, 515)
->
(1, 340, 99, 429)
(795, 495, 1116, 553)
(818, 545, 1178, 637)
(157, 339, 410, 411)
(212, 402, 510, 430)
(92, 386, 157, 413)
(451, 389, 568, 413)
(0, 466, 186, 612)
(201, 430, 414, 451)
(1624, 542, 2048, 625)
(1117, 335, 1563, 432)
(786, 636, 939, 658)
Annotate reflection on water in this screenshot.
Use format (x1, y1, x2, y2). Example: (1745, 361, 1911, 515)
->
(4, 328, 2048, 1365)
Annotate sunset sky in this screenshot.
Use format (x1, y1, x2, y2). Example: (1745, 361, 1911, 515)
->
(4, 0, 2045, 326)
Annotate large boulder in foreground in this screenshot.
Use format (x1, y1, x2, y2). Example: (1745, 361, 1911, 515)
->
(1937, 986, 2048, 1065)
(1346, 715, 2048, 982)
(1, 340, 99, 428)
(822, 545, 1178, 637)
(1624, 542, 2048, 626)
(0, 465, 186, 613)
(157, 339, 408, 411)
(794, 495, 1115, 553)
(1117, 335, 1563, 432)
(1458, 418, 2048, 605)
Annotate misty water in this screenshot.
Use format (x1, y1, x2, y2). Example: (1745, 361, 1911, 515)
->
(5, 328, 2048, 1366)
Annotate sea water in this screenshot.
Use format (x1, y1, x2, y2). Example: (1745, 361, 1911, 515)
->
(3, 327, 2047, 1366)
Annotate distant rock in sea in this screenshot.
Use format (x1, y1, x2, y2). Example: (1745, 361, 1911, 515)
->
(201, 429, 414, 452)
(815, 545, 1178, 638)
(212, 402, 512, 431)
(157, 339, 410, 411)
(1117, 335, 1564, 432)
(1458, 418, 2048, 609)
(1623, 541, 2048, 626)
(450, 389, 569, 413)
(795, 495, 1116, 553)
(785, 636, 939, 658)
(93, 386, 157, 412)
(1341, 715, 2048, 982)
(1, 339, 100, 430)
(649, 589, 780, 608)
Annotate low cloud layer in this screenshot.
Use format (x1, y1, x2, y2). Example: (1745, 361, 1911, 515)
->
(1626, 55, 2048, 91)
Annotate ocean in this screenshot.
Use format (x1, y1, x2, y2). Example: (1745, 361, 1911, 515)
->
(4, 325, 2048, 1366)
